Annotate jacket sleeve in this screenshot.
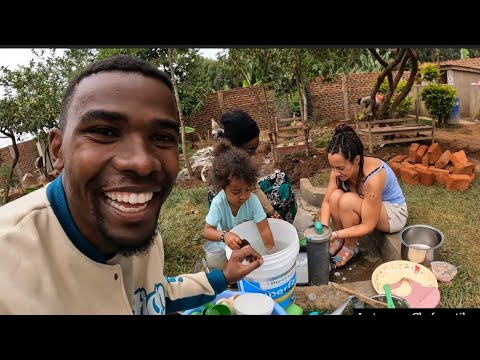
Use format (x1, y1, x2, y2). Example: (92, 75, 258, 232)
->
(252, 183, 275, 216)
(164, 269, 228, 313)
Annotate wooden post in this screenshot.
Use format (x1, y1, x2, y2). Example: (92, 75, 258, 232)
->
(341, 74, 350, 121)
(432, 116, 436, 144)
(415, 86, 419, 124)
(217, 91, 226, 113)
(368, 121, 373, 154)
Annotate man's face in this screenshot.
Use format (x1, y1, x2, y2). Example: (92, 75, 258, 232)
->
(49, 72, 179, 257)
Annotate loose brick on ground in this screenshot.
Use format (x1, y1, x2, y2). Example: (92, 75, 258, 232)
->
(426, 143, 442, 165)
(422, 156, 429, 167)
(415, 145, 429, 164)
(409, 143, 420, 163)
(415, 168, 435, 186)
(390, 162, 403, 176)
(389, 154, 409, 164)
(446, 174, 471, 191)
(450, 161, 475, 175)
(428, 167, 450, 186)
(435, 150, 451, 169)
(401, 161, 414, 168)
(400, 167, 419, 185)
(450, 150, 468, 166)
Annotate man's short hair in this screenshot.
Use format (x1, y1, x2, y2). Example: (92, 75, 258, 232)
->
(58, 55, 174, 130)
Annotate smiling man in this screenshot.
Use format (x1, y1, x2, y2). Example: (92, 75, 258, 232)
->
(0, 55, 263, 314)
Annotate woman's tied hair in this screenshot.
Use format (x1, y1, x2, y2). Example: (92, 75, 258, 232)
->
(211, 139, 259, 192)
(327, 124, 365, 196)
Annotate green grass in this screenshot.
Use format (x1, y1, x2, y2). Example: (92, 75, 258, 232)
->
(159, 184, 209, 276)
(310, 169, 480, 308)
(399, 178, 480, 308)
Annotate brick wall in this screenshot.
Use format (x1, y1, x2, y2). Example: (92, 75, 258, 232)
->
(188, 71, 412, 135)
(0, 139, 39, 184)
(187, 87, 277, 139)
(0, 71, 414, 179)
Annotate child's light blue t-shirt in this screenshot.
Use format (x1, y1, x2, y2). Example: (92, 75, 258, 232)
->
(206, 190, 267, 231)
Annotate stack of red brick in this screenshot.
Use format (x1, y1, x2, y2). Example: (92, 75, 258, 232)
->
(388, 143, 476, 191)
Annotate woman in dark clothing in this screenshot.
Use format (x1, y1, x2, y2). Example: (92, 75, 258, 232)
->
(208, 110, 297, 223)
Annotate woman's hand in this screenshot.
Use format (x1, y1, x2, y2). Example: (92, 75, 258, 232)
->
(330, 230, 340, 243)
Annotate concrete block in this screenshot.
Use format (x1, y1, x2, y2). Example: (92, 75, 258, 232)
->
(366, 229, 402, 262)
(299, 178, 326, 207)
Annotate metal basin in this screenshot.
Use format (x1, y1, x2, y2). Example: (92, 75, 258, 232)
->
(399, 224, 444, 267)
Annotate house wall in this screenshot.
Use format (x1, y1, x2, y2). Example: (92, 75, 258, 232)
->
(451, 70, 480, 118)
(470, 84, 480, 121)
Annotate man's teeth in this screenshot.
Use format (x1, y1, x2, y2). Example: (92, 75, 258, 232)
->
(105, 198, 148, 212)
(104, 191, 153, 204)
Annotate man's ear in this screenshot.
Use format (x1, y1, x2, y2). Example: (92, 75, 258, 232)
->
(49, 128, 64, 171)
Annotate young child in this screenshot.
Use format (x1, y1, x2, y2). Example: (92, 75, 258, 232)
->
(203, 140, 276, 254)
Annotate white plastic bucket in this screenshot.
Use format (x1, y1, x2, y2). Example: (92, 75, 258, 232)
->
(225, 218, 300, 309)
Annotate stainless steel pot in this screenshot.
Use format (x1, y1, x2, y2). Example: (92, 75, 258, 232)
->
(399, 224, 444, 267)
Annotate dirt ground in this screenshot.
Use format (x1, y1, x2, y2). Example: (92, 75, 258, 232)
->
(176, 120, 480, 188)
(272, 120, 480, 184)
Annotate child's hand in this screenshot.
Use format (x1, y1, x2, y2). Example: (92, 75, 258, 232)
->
(266, 246, 277, 255)
(225, 232, 242, 250)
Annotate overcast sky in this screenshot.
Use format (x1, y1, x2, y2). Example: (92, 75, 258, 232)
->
(0, 48, 223, 69)
(0, 48, 223, 148)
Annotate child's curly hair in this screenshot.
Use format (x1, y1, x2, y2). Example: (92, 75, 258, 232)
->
(211, 139, 259, 192)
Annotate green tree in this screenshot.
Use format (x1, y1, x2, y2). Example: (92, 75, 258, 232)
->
(368, 48, 419, 119)
(98, 48, 209, 123)
(0, 49, 96, 203)
(201, 57, 243, 91)
(414, 48, 480, 63)
(97, 48, 211, 176)
(218, 48, 284, 130)
(378, 79, 413, 117)
(0, 98, 22, 204)
(167, 49, 193, 176)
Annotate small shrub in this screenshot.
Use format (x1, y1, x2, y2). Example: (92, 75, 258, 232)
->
(420, 63, 441, 83)
(420, 84, 457, 126)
